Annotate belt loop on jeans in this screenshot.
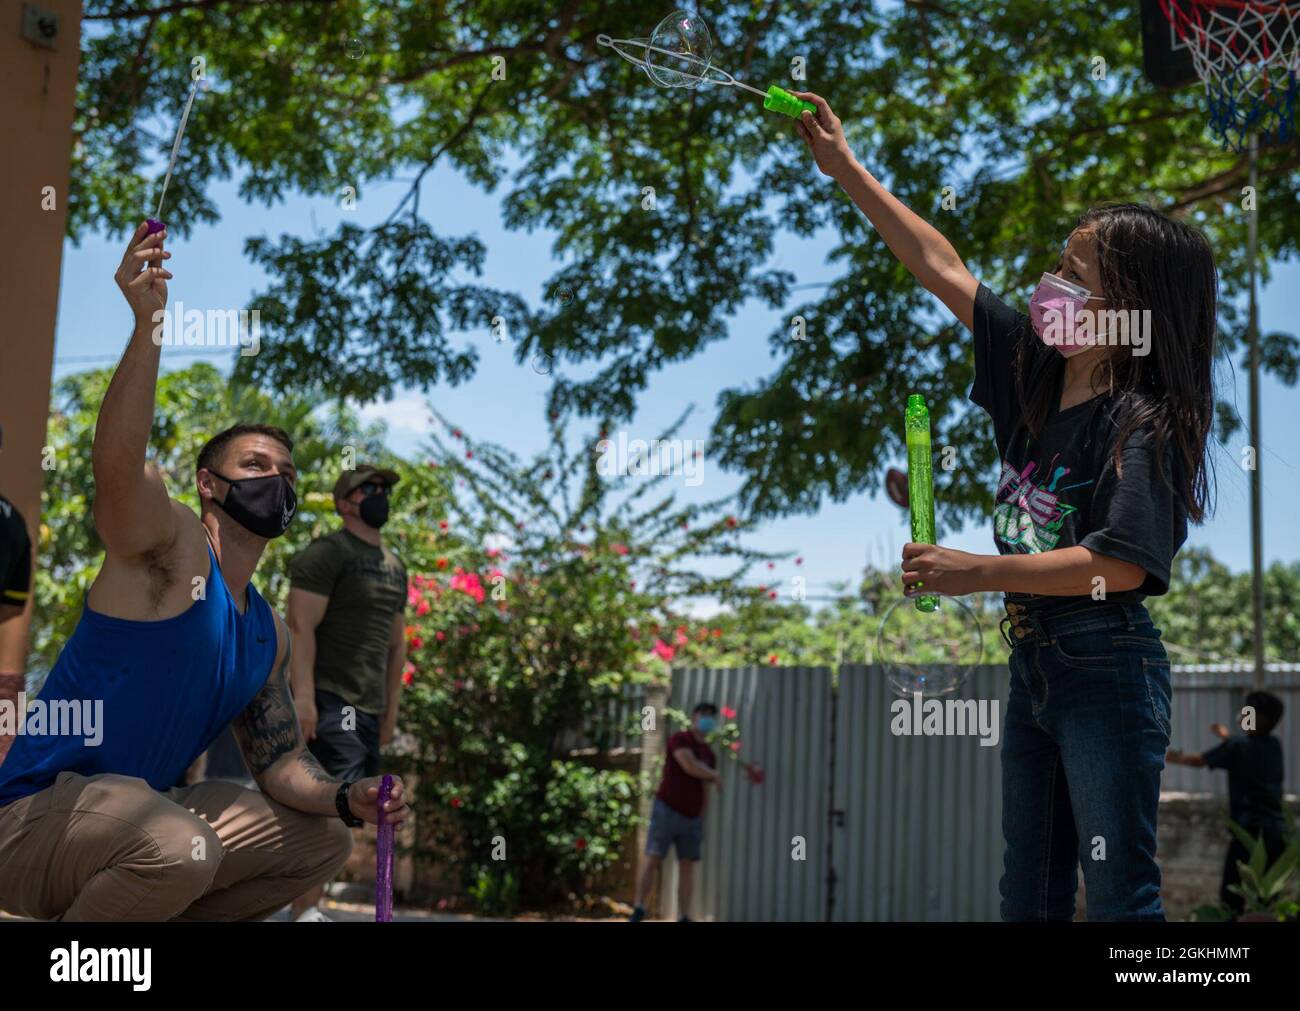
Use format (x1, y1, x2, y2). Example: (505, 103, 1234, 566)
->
(1003, 601, 1050, 648)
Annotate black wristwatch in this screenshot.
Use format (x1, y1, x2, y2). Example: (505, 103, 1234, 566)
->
(335, 781, 363, 827)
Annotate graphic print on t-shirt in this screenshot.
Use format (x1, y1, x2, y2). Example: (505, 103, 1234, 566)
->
(993, 452, 1094, 553)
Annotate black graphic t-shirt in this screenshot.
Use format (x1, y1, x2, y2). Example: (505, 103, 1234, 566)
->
(969, 284, 1187, 602)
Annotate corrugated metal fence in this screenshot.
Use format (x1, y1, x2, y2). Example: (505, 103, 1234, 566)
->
(658, 663, 1300, 922)
(1162, 666, 1300, 794)
(833, 664, 1006, 922)
(662, 666, 832, 922)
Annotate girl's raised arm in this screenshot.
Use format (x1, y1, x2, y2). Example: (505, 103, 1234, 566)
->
(794, 92, 978, 331)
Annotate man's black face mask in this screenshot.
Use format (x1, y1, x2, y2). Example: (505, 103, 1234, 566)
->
(210, 470, 297, 539)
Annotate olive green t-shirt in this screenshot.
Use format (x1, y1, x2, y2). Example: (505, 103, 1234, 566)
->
(289, 529, 407, 715)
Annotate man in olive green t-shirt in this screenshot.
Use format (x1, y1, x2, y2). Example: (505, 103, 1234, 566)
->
(286, 463, 408, 921)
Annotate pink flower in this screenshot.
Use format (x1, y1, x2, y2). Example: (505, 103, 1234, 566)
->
(450, 570, 486, 604)
(487, 568, 504, 582)
(454, 679, 464, 690)
(451, 429, 462, 439)
(410, 636, 423, 650)
(652, 639, 676, 662)
(795, 557, 804, 566)
(721, 706, 736, 719)
(402, 670, 414, 687)
(416, 599, 431, 616)
(611, 543, 629, 556)
(407, 586, 422, 607)
(435, 631, 446, 642)
(730, 741, 742, 753)
(486, 547, 501, 559)
(768, 591, 777, 600)
(767, 562, 775, 569)
(675, 631, 688, 646)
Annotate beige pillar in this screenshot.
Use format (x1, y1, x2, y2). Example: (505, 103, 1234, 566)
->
(637, 681, 669, 917)
(0, 1, 81, 759)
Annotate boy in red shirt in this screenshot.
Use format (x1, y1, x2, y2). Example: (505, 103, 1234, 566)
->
(629, 703, 720, 922)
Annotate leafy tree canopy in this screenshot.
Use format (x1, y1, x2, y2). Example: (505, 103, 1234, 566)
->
(75, 0, 1300, 528)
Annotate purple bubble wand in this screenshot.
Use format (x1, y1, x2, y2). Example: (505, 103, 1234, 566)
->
(376, 774, 394, 922)
(146, 78, 200, 236)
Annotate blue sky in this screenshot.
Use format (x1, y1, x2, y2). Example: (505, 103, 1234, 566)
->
(52, 131, 1300, 601)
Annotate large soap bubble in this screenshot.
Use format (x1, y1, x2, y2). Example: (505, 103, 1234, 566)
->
(644, 9, 713, 89)
(875, 594, 985, 698)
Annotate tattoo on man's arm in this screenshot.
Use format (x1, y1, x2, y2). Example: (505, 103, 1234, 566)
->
(232, 645, 300, 776)
(296, 750, 338, 785)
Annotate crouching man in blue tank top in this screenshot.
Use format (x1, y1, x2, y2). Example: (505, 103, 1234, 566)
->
(0, 222, 408, 921)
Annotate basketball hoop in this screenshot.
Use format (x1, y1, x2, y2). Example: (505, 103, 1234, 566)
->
(1156, 1, 1300, 150)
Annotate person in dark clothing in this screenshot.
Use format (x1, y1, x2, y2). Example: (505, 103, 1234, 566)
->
(629, 703, 720, 922)
(0, 470, 33, 768)
(1167, 691, 1287, 913)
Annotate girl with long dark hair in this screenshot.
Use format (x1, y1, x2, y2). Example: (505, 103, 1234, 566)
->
(795, 93, 1217, 921)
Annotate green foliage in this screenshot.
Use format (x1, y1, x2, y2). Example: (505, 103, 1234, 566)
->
(1188, 821, 1300, 922)
(74, 1, 1300, 529)
(396, 409, 768, 908)
(1149, 548, 1300, 664)
(1224, 820, 1300, 919)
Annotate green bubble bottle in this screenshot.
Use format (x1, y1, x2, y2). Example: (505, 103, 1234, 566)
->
(905, 394, 939, 612)
(762, 86, 817, 119)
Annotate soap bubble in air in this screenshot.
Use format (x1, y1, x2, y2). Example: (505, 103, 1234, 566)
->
(875, 594, 984, 698)
(645, 9, 713, 89)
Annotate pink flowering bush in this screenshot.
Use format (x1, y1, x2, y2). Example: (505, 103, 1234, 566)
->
(396, 410, 777, 910)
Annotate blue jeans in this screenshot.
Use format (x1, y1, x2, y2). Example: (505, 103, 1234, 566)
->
(645, 798, 705, 861)
(998, 597, 1171, 922)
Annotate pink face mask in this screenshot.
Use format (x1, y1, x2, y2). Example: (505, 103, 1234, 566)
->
(1028, 272, 1101, 358)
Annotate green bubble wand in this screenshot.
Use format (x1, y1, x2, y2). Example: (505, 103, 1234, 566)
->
(905, 394, 940, 613)
(597, 9, 816, 119)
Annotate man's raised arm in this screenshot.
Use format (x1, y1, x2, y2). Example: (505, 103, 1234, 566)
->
(91, 222, 177, 558)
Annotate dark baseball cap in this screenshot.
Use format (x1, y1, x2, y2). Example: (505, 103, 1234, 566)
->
(333, 464, 400, 500)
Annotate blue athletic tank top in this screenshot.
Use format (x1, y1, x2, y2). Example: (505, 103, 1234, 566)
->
(0, 543, 277, 806)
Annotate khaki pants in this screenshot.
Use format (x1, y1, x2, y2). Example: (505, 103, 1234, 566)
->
(0, 771, 352, 921)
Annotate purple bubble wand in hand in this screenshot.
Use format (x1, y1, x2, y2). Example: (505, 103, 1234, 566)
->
(376, 774, 394, 922)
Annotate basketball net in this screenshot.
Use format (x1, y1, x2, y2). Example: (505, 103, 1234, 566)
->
(1158, 1, 1300, 150)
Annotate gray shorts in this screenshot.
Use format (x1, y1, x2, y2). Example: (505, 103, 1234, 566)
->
(645, 798, 704, 861)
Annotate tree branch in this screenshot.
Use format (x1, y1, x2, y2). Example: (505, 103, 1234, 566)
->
(85, 0, 339, 21)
